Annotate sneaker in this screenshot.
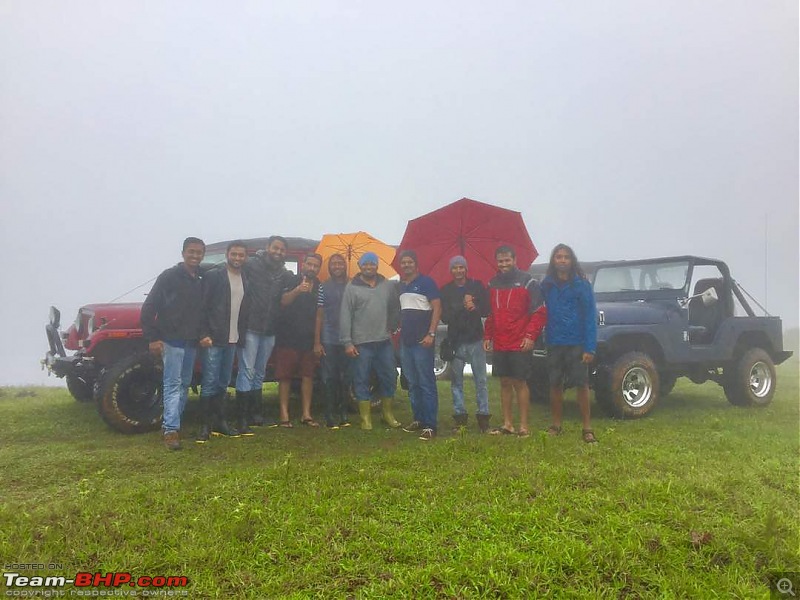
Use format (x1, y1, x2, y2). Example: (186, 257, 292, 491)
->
(403, 420, 422, 432)
(418, 428, 436, 441)
(163, 431, 181, 450)
(339, 420, 352, 428)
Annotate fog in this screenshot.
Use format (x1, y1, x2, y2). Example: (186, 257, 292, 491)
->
(1, 1, 797, 386)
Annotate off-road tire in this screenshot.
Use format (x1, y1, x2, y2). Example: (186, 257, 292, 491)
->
(66, 374, 94, 403)
(723, 347, 776, 407)
(96, 352, 163, 433)
(595, 351, 660, 419)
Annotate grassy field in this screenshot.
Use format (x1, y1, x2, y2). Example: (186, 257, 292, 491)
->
(1, 363, 798, 599)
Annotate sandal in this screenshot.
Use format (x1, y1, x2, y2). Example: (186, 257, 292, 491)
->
(301, 418, 320, 428)
(546, 425, 563, 437)
(582, 429, 598, 444)
(517, 429, 530, 438)
(278, 421, 294, 429)
(489, 427, 516, 436)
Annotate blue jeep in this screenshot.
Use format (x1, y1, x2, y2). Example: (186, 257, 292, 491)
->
(530, 256, 793, 418)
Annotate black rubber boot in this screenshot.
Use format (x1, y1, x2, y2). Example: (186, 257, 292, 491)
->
(211, 393, 241, 438)
(248, 388, 267, 427)
(195, 396, 212, 443)
(451, 413, 468, 433)
(236, 390, 254, 436)
(323, 380, 335, 428)
(476, 413, 491, 434)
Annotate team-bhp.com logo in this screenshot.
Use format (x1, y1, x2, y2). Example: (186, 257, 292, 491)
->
(4, 572, 189, 596)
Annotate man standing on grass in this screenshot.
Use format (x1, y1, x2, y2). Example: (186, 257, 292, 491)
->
(314, 253, 352, 429)
(540, 243, 598, 443)
(440, 255, 491, 433)
(397, 250, 442, 441)
(195, 240, 249, 443)
(141, 237, 206, 450)
(237, 235, 294, 433)
(483, 245, 546, 438)
(340, 252, 402, 431)
(274, 253, 323, 428)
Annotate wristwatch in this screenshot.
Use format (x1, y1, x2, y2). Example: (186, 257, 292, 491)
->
(427, 332, 436, 338)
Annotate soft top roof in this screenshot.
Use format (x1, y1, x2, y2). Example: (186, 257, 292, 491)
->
(205, 237, 320, 255)
(591, 255, 724, 268)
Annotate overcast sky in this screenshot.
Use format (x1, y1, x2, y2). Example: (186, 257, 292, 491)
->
(1, 1, 797, 386)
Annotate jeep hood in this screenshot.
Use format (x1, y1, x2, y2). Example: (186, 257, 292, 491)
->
(596, 301, 671, 325)
(80, 303, 144, 330)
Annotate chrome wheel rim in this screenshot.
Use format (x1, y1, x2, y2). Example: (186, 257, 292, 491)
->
(749, 361, 772, 398)
(433, 356, 449, 378)
(621, 366, 653, 408)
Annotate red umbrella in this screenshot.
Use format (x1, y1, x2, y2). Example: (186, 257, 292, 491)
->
(393, 198, 538, 287)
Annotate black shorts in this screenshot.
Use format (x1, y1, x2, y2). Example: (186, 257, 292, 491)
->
(546, 345, 589, 388)
(492, 350, 532, 380)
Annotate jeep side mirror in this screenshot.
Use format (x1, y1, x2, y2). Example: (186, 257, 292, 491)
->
(680, 287, 718, 309)
(700, 287, 718, 306)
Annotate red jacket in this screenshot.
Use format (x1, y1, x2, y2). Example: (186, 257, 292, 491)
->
(484, 268, 547, 351)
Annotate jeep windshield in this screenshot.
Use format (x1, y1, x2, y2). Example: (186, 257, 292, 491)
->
(593, 260, 689, 294)
(202, 253, 300, 274)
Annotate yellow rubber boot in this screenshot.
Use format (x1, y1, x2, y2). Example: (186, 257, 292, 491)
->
(381, 397, 401, 428)
(358, 401, 373, 430)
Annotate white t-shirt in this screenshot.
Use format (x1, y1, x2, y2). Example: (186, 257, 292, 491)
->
(228, 270, 244, 344)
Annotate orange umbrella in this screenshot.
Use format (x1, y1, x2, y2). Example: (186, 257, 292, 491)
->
(315, 232, 398, 282)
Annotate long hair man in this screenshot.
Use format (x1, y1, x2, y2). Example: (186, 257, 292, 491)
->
(540, 243, 598, 443)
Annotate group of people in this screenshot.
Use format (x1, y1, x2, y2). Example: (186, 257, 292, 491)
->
(141, 235, 598, 450)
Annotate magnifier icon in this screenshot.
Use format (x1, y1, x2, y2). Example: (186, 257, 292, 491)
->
(777, 578, 796, 596)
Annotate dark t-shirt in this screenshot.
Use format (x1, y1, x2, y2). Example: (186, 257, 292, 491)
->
(274, 274, 319, 351)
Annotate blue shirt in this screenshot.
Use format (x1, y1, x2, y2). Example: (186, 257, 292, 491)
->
(398, 274, 440, 346)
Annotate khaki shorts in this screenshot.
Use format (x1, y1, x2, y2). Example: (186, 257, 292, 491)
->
(274, 347, 319, 380)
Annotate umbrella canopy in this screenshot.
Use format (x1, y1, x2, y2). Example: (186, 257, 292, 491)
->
(393, 198, 538, 287)
(315, 231, 398, 282)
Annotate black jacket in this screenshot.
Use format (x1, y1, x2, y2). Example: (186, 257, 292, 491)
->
(200, 265, 250, 347)
(242, 253, 293, 335)
(440, 278, 490, 345)
(141, 263, 205, 342)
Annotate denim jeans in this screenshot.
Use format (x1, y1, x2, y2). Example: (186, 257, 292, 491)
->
(200, 344, 237, 398)
(162, 342, 197, 433)
(236, 330, 275, 392)
(321, 343, 352, 424)
(401, 343, 438, 430)
(352, 340, 397, 401)
(450, 340, 489, 416)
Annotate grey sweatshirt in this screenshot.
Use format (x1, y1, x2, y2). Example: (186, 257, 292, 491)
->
(339, 274, 400, 347)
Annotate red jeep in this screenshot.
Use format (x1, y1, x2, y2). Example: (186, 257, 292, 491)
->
(43, 237, 320, 433)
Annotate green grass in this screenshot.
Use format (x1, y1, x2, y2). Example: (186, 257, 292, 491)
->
(1, 363, 798, 598)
